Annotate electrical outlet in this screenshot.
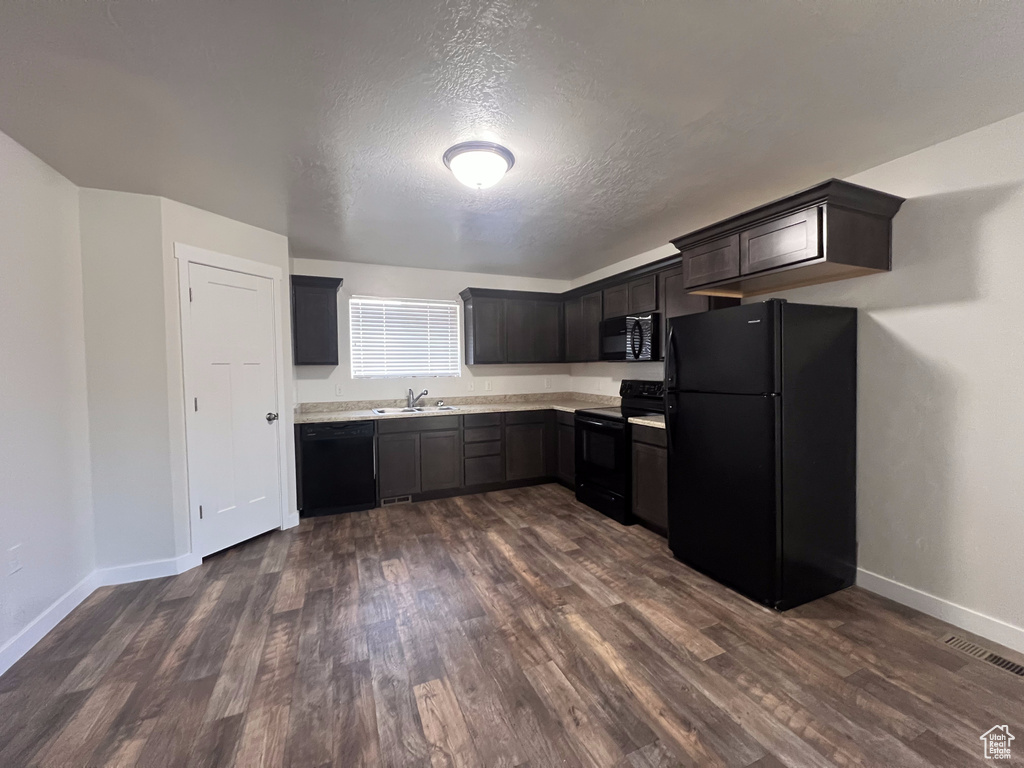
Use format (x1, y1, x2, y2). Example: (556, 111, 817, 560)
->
(484, 380, 493, 391)
(334, 383, 344, 397)
(467, 381, 475, 391)
(8, 544, 23, 576)
(544, 377, 551, 390)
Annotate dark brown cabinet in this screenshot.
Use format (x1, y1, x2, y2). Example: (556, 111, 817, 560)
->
(563, 297, 584, 362)
(565, 291, 603, 362)
(603, 283, 629, 319)
(631, 426, 668, 534)
(681, 235, 741, 289)
(507, 299, 562, 363)
(291, 276, 343, 365)
(378, 433, 420, 498)
(580, 291, 602, 360)
(462, 290, 561, 365)
(463, 295, 506, 364)
(740, 207, 820, 275)
(627, 275, 657, 313)
(505, 413, 549, 482)
(420, 430, 462, 492)
(556, 421, 575, 486)
(672, 179, 904, 297)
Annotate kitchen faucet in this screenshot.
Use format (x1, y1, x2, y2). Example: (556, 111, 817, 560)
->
(407, 388, 429, 408)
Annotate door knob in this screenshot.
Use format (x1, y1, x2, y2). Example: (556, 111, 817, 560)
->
(266, 412, 279, 423)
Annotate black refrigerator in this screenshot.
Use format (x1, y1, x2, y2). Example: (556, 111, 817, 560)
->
(664, 299, 857, 610)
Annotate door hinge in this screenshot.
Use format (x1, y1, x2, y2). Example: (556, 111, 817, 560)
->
(199, 505, 203, 520)
(194, 397, 198, 412)
(189, 287, 193, 302)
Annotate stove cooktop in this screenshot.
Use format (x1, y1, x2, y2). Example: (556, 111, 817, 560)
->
(576, 379, 665, 423)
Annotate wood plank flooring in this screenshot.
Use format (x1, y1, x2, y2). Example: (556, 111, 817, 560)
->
(2, 483, 1022, 767)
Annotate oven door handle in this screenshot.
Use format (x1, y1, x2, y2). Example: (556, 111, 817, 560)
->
(575, 417, 626, 432)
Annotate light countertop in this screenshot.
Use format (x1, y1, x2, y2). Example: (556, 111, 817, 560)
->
(628, 414, 665, 429)
(294, 399, 610, 425)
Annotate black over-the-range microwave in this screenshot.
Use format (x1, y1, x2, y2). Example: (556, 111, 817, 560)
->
(600, 313, 660, 361)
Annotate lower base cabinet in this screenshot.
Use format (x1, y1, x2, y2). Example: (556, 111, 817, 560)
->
(378, 433, 421, 498)
(556, 421, 575, 485)
(420, 430, 462, 491)
(632, 426, 668, 534)
(505, 419, 548, 482)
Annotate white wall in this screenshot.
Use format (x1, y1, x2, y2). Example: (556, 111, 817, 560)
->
(769, 111, 1024, 648)
(290, 258, 573, 404)
(80, 191, 175, 567)
(0, 132, 95, 655)
(80, 192, 294, 569)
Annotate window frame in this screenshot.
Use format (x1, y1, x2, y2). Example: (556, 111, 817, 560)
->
(349, 295, 463, 379)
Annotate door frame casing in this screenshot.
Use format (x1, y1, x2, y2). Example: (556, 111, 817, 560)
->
(174, 243, 293, 559)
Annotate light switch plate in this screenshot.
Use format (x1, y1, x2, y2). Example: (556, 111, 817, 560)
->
(484, 380, 492, 391)
(467, 381, 475, 391)
(335, 383, 344, 397)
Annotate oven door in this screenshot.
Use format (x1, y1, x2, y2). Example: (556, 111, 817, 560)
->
(574, 415, 631, 522)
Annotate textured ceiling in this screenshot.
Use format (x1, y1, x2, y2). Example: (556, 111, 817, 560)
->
(1, 1, 1023, 279)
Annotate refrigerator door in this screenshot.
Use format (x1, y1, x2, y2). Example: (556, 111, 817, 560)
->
(667, 391, 780, 606)
(666, 301, 780, 395)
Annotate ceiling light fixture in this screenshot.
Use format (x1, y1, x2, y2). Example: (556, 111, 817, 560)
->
(443, 141, 515, 190)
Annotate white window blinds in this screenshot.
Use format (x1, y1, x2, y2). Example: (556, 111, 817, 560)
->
(350, 296, 461, 378)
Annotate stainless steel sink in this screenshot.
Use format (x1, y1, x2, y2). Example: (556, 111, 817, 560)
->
(369, 405, 459, 415)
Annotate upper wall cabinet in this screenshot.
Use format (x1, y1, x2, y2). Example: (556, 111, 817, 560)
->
(565, 290, 602, 362)
(461, 289, 562, 365)
(291, 276, 343, 365)
(602, 283, 629, 319)
(672, 179, 904, 298)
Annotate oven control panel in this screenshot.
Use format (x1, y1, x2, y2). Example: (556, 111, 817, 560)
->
(619, 379, 664, 399)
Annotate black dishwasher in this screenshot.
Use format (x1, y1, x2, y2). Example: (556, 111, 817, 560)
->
(296, 421, 376, 516)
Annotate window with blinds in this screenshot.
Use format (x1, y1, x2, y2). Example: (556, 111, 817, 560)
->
(349, 296, 462, 378)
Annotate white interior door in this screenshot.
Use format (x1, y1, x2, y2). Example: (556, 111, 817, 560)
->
(185, 262, 283, 557)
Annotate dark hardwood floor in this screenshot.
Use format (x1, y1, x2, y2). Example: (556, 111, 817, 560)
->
(2, 483, 1021, 767)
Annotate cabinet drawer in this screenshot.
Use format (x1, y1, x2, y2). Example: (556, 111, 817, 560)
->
(464, 426, 502, 443)
(377, 415, 461, 434)
(465, 455, 504, 486)
(632, 424, 667, 448)
(682, 234, 740, 288)
(740, 207, 821, 275)
(504, 410, 547, 425)
(463, 412, 502, 428)
(464, 440, 502, 458)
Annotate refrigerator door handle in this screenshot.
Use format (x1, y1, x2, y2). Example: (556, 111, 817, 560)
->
(665, 322, 677, 389)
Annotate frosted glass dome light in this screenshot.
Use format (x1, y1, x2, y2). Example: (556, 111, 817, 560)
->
(443, 141, 515, 190)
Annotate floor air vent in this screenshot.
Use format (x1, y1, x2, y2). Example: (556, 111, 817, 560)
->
(943, 634, 1024, 677)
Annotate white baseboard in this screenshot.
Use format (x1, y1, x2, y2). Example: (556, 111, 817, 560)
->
(95, 552, 202, 587)
(0, 552, 203, 679)
(0, 571, 99, 678)
(857, 568, 1024, 655)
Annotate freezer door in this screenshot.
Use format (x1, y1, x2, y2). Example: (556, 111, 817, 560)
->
(667, 391, 780, 606)
(667, 301, 780, 395)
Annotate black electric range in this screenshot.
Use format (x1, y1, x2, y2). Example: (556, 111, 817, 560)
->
(575, 379, 665, 524)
